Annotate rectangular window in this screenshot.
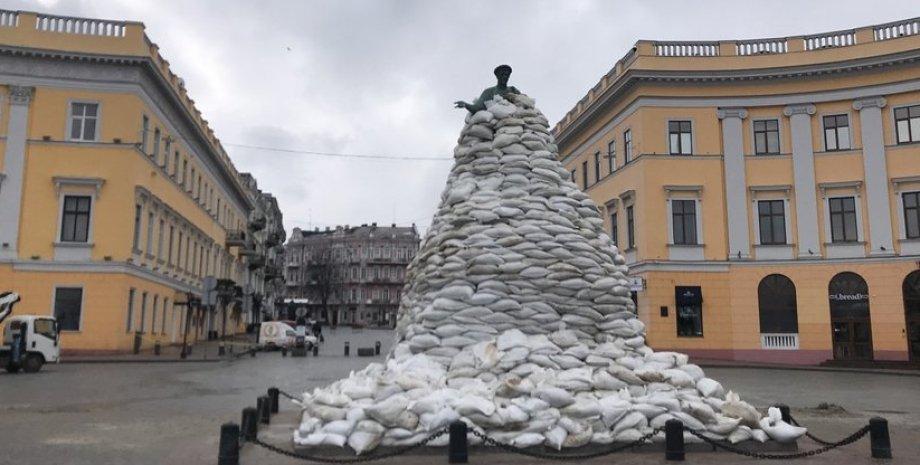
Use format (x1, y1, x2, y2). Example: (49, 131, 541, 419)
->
(145, 212, 155, 255)
(829, 196, 858, 242)
(607, 140, 616, 172)
(570, 168, 576, 182)
(581, 161, 588, 189)
(163, 139, 171, 167)
(594, 151, 601, 182)
(162, 298, 169, 334)
(668, 120, 692, 155)
(173, 151, 180, 179)
(132, 204, 142, 251)
(141, 115, 149, 153)
(626, 205, 635, 249)
(903, 192, 920, 239)
(153, 128, 160, 160)
(178, 232, 184, 269)
(823, 115, 851, 151)
(152, 296, 159, 335)
(610, 212, 618, 247)
(675, 286, 703, 337)
(69, 102, 99, 141)
(54, 287, 83, 331)
(671, 199, 698, 245)
(753, 119, 780, 155)
(894, 105, 920, 144)
(190, 168, 196, 193)
(182, 160, 188, 185)
(60, 195, 91, 243)
(758, 200, 787, 245)
(126, 288, 135, 332)
(623, 130, 632, 163)
(157, 219, 165, 259)
(168, 225, 175, 265)
(139, 292, 147, 333)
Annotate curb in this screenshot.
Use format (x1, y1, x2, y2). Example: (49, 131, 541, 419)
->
(61, 357, 226, 364)
(697, 361, 920, 377)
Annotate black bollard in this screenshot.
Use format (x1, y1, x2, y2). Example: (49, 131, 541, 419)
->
(775, 404, 791, 423)
(869, 417, 892, 459)
(218, 343, 226, 356)
(154, 341, 161, 356)
(281, 346, 288, 357)
(448, 421, 468, 464)
(218, 422, 240, 465)
(375, 341, 381, 355)
(313, 344, 319, 356)
(259, 395, 271, 424)
(344, 341, 350, 356)
(241, 407, 259, 441)
(665, 419, 685, 461)
(250, 347, 256, 358)
(268, 388, 279, 414)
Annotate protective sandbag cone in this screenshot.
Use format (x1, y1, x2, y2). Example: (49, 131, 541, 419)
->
(293, 93, 805, 454)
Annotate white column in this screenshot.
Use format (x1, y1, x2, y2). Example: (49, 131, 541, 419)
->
(717, 107, 750, 259)
(783, 104, 821, 258)
(853, 97, 894, 256)
(0, 86, 33, 260)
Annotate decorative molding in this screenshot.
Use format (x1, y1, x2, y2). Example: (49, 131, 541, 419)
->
(783, 103, 816, 116)
(852, 96, 887, 111)
(52, 176, 105, 196)
(749, 184, 793, 193)
(891, 175, 920, 191)
(716, 107, 748, 119)
(618, 189, 636, 202)
(8, 85, 33, 105)
(818, 180, 863, 196)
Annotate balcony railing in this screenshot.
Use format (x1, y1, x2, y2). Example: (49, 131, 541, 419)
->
(736, 38, 788, 55)
(654, 41, 719, 57)
(803, 29, 856, 50)
(0, 10, 17, 27)
(874, 18, 920, 41)
(225, 230, 246, 248)
(760, 333, 799, 350)
(35, 13, 126, 37)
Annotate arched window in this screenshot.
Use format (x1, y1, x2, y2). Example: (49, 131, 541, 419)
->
(758, 274, 798, 333)
(828, 272, 872, 360)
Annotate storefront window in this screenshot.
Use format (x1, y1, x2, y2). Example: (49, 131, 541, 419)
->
(675, 286, 703, 337)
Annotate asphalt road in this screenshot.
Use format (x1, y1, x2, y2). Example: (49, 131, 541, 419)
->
(1, 327, 918, 465)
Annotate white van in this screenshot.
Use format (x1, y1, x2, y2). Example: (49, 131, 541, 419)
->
(259, 321, 296, 350)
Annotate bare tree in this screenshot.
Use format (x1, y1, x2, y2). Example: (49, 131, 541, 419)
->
(305, 244, 340, 326)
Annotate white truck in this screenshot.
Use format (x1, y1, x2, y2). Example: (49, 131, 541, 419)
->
(0, 292, 61, 373)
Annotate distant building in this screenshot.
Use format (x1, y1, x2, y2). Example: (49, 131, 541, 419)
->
(284, 223, 419, 326)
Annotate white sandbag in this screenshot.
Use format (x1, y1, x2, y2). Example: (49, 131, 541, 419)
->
(720, 391, 761, 427)
(696, 378, 725, 398)
(322, 420, 354, 437)
(759, 407, 806, 443)
(598, 396, 630, 427)
(348, 431, 382, 455)
(544, 426, 567, 450)
(364, 395, 409, 426)
(454, 395, 496, 416)
(512, 433, 545, 448)
(419, 406, 460, 431)
(534, 386, 576, 407)
(612, 411, 647, 436)
(727, 425, 753, 443)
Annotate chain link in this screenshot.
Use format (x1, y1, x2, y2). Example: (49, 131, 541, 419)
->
(467, 426, 661, 460)
(278, 389, 301, 402)
(684, 425, 870, 460)
(787, 414, 835, 446)
(250, 427, 448, 463)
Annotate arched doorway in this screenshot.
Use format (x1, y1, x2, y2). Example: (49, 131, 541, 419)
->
(828, 272, 873, 360)
(758, 274, 798, 349)
(903, 270, 920, 361)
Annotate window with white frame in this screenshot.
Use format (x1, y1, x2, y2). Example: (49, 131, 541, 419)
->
(671, 199, 698, 245)
(823, 115, 851, 151)
(607, 140, 616, 172)
(668, 121, 692, 155)
(753, 119, 780, 155)
(60, 195, 91, 243)
(758, 200, 787, 245)
(145, 212, 155, 255)
(594, 152, 601, 182)
(610, 210, 618, 247)
(132, 204, 142, 251)
(126, 288, 136, 332)
(54, 287, 83, 331)
(141, 115, 149, 153)
(69, 102, 99, 141)
(895, 105, 920, 144)
(623, 130, 632, 163)
(829, 196, 858, 242)
(903, 191, 920, 239)
(626, 205, 635, 249)
(153, 127, 160, 160)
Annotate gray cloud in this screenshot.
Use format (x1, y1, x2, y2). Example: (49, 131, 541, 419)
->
(14, 0, 920, 234)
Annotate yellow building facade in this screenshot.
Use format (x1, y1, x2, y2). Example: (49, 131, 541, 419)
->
(556, 19, 920, 364)
(0, 11, 267, 353)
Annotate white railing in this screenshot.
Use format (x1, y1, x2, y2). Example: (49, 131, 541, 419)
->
(0, 10, 17, 27)
(655, 42, 719, 57)
(760, 333, 799, 350)
(736, 39, 788, 55)
(874, 18, 920, 41)
(35, 13, 126, 37)
(803, 30, 856, 50)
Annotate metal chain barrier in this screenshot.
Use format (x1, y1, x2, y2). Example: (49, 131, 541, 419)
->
(249, 427, 448, 463)
(684, 425, 871, 460)
(468, 426, 662, 461)
(278, 389, 301, 402)
(787, 414, 836, 446)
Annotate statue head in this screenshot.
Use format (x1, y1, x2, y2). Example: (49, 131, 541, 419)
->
(494, 64, 512, 86)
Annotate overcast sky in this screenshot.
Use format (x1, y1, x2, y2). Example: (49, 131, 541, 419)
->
(10, 0, 920, 235)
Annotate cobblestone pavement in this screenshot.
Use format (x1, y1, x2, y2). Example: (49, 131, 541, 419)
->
(1, 327, 917, 465)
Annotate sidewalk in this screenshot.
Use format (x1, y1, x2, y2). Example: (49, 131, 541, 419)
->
(695, 358, 920, 377)
(62, 334, 259, 363)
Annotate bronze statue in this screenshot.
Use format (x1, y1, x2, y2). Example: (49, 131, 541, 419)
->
(454, 64, 520, 113)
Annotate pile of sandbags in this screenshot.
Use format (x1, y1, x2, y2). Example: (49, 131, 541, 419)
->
(293, 93, 805, 454)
